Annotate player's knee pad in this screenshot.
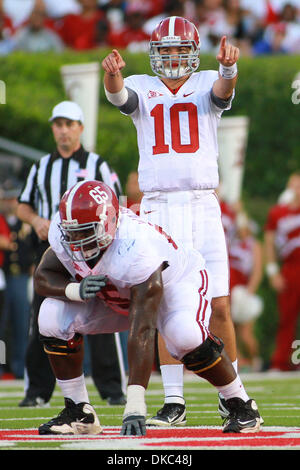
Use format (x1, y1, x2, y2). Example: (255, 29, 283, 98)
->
(40, 333, 83, 356)
(181, 334, 224, 374)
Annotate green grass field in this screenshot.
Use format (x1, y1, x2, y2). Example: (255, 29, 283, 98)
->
(1, 371, 300, 451)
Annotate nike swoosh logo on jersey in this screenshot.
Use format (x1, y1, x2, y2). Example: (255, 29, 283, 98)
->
(144, 210, 156, 214)
(183, 92, 194, 97)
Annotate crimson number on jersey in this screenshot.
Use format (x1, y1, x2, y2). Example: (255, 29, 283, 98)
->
(151, 102, 199, 154)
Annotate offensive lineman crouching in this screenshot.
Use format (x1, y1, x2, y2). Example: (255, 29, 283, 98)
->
(35, 180, 262, 435)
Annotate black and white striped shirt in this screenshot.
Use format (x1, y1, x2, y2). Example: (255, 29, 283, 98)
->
(18, 146, 122, 220)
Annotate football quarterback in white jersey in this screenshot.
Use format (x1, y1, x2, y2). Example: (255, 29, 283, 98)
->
(34, 180, 262, 436)
(102, 15, 245, 427)
(102, 15, 238, 194)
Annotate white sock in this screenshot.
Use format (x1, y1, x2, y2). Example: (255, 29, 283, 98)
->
(232, 359, 238, 373)
(56, 374, 89, 404)
(161, 364, 185, 405)
(217, 376, 249, 402)
(219, 360, 239, 399)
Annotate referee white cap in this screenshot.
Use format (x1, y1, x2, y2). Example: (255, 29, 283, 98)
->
(49, 101, 84, 123)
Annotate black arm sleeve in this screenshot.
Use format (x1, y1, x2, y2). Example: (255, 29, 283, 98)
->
(118, 87, 139, 114)
(210, 88, 232, 109)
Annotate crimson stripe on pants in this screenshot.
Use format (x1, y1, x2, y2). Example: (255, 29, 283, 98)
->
(196, 270, 209, 342)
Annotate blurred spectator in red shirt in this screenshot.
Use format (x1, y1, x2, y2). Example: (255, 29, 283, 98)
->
(264, 171, 300, 371)
(0, 211, 13, 347)
(108, 2, 150, 51)
(2, 0, 35, 28)
(0, 214, 12, 278)
(0, 0, 13, 33)
(0, 3, 15, 54)
(53, 0, 108, 50)
(145, 0, 166, 18)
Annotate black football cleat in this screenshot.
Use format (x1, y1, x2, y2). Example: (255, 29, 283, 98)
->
(38, 397, 102, 435)
(218, 393, 264, 424)
(222, 397, 262, 433)
(146, 403, 186, 426)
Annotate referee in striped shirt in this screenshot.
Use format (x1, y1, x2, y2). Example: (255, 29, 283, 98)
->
(17, 101, 126, 407)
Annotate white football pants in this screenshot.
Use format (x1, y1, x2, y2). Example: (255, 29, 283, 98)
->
(38, 261, 212, 361)
(140, 189, 230, 298)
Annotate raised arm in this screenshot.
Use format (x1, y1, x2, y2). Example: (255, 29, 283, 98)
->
(213, 35, 239, 100)
(101, 49, 138, 114)
(102, 49, 126, 93)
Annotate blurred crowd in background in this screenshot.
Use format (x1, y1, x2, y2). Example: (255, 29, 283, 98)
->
(1, 0, 300, 55)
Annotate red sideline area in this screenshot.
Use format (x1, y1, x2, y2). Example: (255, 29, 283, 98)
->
(1, 427, 300, 448)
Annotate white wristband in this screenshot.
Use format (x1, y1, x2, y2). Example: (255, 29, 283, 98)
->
(219, 63, 238, 79)
(65, 283, 83, 302)
(265, 263, 279, 277)
(123, 385, 146, 418)
(104, 85, 128, 107)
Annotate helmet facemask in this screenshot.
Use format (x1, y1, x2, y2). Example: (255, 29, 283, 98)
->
(59, 221, 113, 262)
(150, 39, 200, 79)
(59, 203, 117, 262)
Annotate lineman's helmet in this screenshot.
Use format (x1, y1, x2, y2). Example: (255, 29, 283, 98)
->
(59, 180, 119, 262)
